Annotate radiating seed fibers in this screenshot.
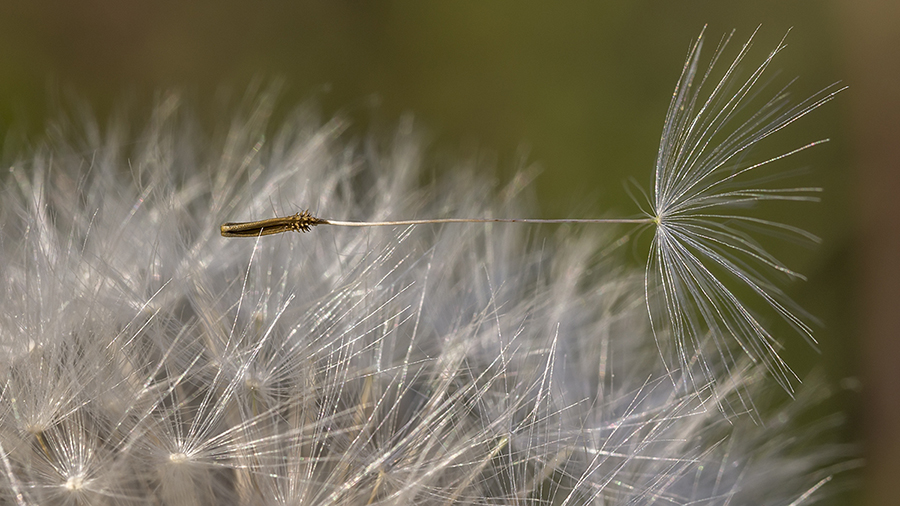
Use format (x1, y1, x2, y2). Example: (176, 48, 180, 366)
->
(0, 30, 855, 506)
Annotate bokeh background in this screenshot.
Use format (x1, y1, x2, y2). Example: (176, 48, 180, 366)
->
(1, 2, 896, 504)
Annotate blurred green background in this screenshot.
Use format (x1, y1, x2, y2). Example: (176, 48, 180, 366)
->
(1, 1, 885, 504)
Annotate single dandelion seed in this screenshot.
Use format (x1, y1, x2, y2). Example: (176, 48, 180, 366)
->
(218, 28, 842, 396)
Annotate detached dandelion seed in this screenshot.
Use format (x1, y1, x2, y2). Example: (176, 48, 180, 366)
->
(220, 27, 843, 395)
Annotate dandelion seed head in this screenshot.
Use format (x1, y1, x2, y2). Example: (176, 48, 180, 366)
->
(0, 29, 855, 505)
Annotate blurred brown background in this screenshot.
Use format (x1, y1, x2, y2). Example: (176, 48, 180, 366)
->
(2, 2, 895, 504)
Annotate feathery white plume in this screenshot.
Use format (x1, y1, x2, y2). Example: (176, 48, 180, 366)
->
(0, 29, 853, 505)
(644, 27, 844, 393)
